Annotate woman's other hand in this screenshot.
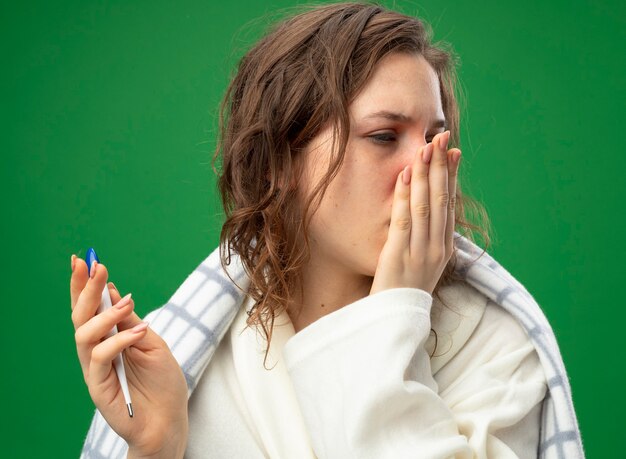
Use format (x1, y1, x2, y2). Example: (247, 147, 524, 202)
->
(370, 130, 461, 296)
(70, 256, 188, 458)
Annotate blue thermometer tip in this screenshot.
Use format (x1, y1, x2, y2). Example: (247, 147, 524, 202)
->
(86, 248, 100, 276)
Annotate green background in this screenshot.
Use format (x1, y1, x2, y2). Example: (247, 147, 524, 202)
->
(2, 0, 623, 457)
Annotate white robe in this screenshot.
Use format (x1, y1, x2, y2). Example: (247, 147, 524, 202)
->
(186, 283, 545, 458)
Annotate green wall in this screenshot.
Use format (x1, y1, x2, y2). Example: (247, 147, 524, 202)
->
(2, 1, 623, 457)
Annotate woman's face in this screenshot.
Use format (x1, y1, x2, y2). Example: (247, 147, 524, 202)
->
(298, 52, 447, 278)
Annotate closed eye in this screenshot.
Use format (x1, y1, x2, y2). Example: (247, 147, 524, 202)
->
(368, 133, 440, 146)
(369, 132, 397, 145)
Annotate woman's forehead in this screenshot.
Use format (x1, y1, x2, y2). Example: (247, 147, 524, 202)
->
(350, 53, 443, 123)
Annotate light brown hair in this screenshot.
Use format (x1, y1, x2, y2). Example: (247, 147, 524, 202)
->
(213, 2, 491, 366)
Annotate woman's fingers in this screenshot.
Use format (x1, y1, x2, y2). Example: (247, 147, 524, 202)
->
(71, 261, 109, 330)
(74, 281, 146, 383)
(385, 165, 412, 256)
(89, 324, 149, 384)
(74, 293, 135, 374)
(107, 282, 143, 331)
(410, 143, 433, 250)
(70, 256, 89, 310)
(428, 131, 450, 249)
(445, 148, 461, 254)
(75, 293, 134, 345)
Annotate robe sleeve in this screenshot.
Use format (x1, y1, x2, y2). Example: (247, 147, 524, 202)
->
(283, 288, 547, 459)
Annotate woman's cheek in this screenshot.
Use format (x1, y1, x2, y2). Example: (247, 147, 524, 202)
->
(383, 173, 399, 215)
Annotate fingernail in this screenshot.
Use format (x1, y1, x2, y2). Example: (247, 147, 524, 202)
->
(115, 293, 133, 309)
(132, 322, 149, 333)
(108, 281, 117, 291)
(402, 166, 411, 185)
(439, 130, 450, 150)
(453, 150, 462, 164)
(422, 143, 434, 163)
(90, 261, 97, 279)
(71, 254, 76, 272)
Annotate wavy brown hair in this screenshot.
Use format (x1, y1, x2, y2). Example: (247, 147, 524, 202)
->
(213, 2, 492, 366)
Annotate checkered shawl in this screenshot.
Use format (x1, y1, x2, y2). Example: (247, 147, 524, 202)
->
(80, 233, 584, 458)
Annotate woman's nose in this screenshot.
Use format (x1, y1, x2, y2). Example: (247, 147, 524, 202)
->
(400, 139, 428, 166)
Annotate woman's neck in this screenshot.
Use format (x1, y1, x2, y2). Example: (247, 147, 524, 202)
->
(287, 254, 373, 333)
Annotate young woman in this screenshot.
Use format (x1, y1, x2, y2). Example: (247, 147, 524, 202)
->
(70, 3, 583, 458)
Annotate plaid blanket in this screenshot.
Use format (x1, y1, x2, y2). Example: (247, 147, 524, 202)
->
(80, 233, 584, 458)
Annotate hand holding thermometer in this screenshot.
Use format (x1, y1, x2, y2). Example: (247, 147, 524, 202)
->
(86, 247, 134, 418)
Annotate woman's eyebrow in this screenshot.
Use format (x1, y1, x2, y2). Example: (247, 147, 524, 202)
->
(361, 110, 447, 129)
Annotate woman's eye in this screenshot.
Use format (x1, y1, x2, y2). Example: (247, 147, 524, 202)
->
(369, 132, 397, 144)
